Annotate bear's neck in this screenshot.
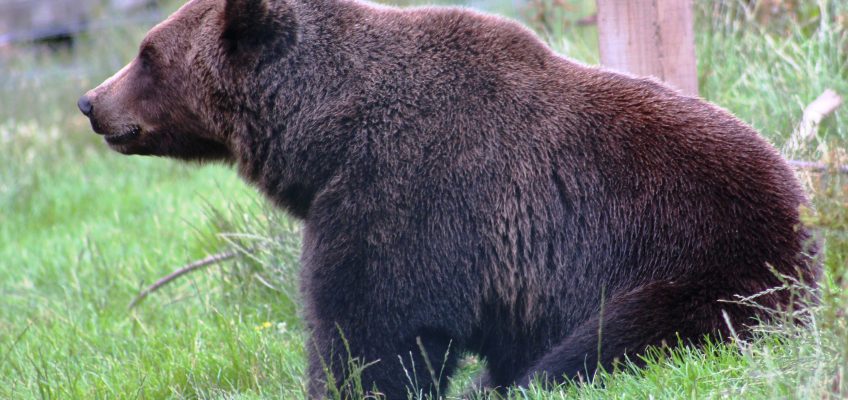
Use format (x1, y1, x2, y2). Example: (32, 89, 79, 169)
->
(230, 0, 368, 219)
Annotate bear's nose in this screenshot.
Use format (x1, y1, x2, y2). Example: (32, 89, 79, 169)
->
(77, 95, 93, 116)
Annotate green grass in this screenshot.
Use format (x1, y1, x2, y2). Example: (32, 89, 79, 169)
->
(0, 124, 308, 398)
(1, 0, 846, 398)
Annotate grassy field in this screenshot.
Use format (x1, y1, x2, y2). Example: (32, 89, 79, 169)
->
(1, 0, 846, 398)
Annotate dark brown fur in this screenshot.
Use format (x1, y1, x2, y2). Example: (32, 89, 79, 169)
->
(79, 0, 819, 397)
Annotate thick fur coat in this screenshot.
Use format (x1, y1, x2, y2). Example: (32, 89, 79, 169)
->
(79, 0, 819, 397)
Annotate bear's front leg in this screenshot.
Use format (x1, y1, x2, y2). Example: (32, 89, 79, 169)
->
(304, 318, 459, 399)
(299, 204, 468, 398)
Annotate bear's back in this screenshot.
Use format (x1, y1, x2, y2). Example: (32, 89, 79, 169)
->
(339, 3, 811, 307)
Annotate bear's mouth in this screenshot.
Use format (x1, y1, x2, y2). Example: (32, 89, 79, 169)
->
(104, 126, 141, 145)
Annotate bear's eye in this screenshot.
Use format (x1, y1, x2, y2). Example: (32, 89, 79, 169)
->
(138, 45, 158, 71)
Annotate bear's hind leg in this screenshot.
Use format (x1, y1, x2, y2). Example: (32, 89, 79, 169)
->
(518, 278, 758, 387)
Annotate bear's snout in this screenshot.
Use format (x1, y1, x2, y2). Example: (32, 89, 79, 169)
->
(76, 89, 143, 150)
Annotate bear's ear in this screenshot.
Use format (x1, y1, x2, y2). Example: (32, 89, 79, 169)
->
(221, 0, 296, 52)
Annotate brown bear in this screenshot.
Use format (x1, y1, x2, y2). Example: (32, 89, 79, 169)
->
(78, 0, 819, 397)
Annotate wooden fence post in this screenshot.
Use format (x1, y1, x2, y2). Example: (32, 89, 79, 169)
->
(596, 0, 699, 96)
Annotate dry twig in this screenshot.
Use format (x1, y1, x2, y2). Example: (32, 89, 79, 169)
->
(785, 89, 843, 154)
(789, 159, 848, 174)
(128, 250, 237, 309)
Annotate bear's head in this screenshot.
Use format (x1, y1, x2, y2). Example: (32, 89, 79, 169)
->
(77, 0, 297, 161)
